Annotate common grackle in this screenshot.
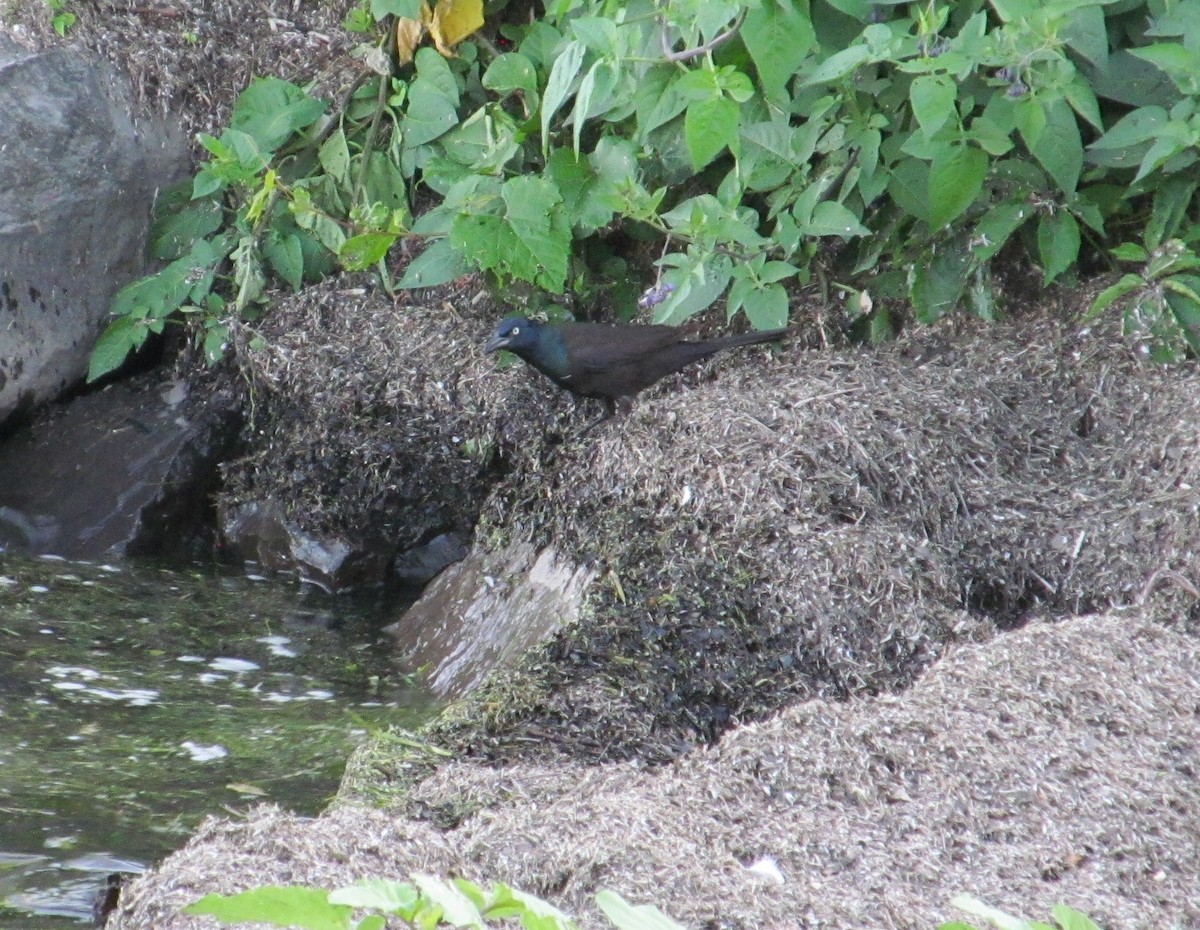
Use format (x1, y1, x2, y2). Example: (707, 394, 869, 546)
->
(485, 316, 790, 434)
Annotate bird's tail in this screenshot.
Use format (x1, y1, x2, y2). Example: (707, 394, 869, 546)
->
(708, 326, 794, 350)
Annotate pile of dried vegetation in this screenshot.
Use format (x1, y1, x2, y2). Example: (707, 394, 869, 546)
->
(109, 610, 1200, 930)
(381, 310, 1200, 768)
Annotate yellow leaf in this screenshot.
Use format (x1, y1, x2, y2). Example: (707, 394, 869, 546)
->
(395, 3, 431, 65)
(429, 0, 483, 56)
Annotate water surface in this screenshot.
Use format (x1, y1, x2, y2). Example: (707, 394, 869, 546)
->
(0, 555, 430, 928)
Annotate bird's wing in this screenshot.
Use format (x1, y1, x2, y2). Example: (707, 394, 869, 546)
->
(558, 323, 683, 373)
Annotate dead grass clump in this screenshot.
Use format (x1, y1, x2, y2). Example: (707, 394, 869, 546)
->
(218, 276, 507, 549)
(3, 0, 360, 147)
(439, 315, 1200, 763)
(108, 611, 1200, 930)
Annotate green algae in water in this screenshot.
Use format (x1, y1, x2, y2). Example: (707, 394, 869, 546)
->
(0, 555, 433, 927)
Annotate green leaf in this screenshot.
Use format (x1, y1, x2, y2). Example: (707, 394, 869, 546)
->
(372, 0, 421, 19)
(652, 253, 733, 325)
(1030, 97, 1082, 194)
(402, 77, 459, 147)
(1049, 905, 1102, 930)
(398, 238, 470, 288)
(741, 283, 789, 329)
(928, 143, 988, 228)
(888, 158, 931, 225)
(450, 177, 569, 291)
(319, 129, 352, 183)
(329, 879, 420, 915)
(1164, 274, 1200, 354)
(340, 232, 397, 271)
(911, 242, 971, 323)
(800, 44, 871, 87)
(1111, 242, 1149, 262)
(1037, 210, 1080, 283)
(483, 53, 538, 96)
(184, 887, 352, 930)
(541, 39, 586, 153)
(573, 59, 618, 155)
(88, 315, 146, 382)
(742, 0, 816, 100)
(263, 230, 305, 289)
(546, 148, 614, 234)
(801, 200, 869, 238)
(595, 890, 687, 930)
(684, 95, 739, 170)
(149, 199, 223, 261)
(1086, 272, 1144, 319)
(972, 201, 1034, 262)
(910, 73, 956, 138)
(231, 77, 327, 152)
(410, 875, 484, 928)
(949, 893, 1034, 930)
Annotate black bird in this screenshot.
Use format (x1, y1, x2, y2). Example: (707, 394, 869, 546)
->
(484, 316, 790, 433)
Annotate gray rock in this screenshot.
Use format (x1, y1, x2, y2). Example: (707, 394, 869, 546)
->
(218, 499, 394, 592)
(392, 531, 470, 586)
(0, 31, 189, 426)
(0, 377, 237, 560)
(386, 542, 596, 698)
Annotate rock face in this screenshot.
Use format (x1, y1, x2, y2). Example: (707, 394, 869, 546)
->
(0, 378, 237, 560)
(387, 542, 597, 698)
(0, 31, 188, 427)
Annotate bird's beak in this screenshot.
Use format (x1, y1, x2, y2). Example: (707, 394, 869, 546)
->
(484, 334, 510, 354)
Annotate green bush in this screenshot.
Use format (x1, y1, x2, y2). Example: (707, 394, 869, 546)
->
(91, 0, 1200, 380)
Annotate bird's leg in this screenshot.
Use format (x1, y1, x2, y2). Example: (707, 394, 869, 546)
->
(573, 397, 626, 440)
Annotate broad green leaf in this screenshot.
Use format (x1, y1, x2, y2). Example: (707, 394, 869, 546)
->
(372, 0, 421, 19)
(451, 177, 569, 291)
(329, 879, 420, 915)
(1147, 176, 1198, 251)
(398, 237, 471, 288)
(231, 77, 327, 152)
(972, 201, 1033, 262)
(1111, 242, 1149, 262)
(742, 0, 815, 100)
(802, 200, 869, 238)
(595, 890, 687, 930)
(573, 59, 618, 155)
(1085, 273, 1143, 319)
(184, 887, 352, 930)
(360, 151, 409, 213)
(149, 198, 223, 261)
(741, 284, 789, 329)
(410, 875, 484, 928)
(1014, 96, 1047, 149)
(339, 232, 397, 271)
(1062, 3, 1108, 68)
(88, 315, 145, 382)
(1164, 274, 1200, 354)
(684, 95, 739, 170)
(1130, 43, 1200, 92)
(1049, 905, 1102, 930)
(910, 242, 970, 323)
(928, 143, 988, 228)
(541, 39, 586, 153)
(483, 53, 538, 96)
(910, 73, 956, 138)
(988, 0, 1038, 22)
(570, 15, 618, 54)
(319, 129, 352, 183)
(1037, 210, 1080, 283)
(1030, 97, 1083, 194)
(263, 230, 305, 289)
(402, 77, 459, 146)
(888, 157, 931, 225)
(800, 44, 871, 87)
(546, 148, 614, 234)
(652, 253, 733, 325)
(415, 46, 460, 105)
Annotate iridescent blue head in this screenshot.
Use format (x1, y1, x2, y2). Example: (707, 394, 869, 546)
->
(484, 317, 542, 355)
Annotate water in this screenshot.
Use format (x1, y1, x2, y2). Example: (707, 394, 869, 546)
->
(0, 554, 432, 928)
